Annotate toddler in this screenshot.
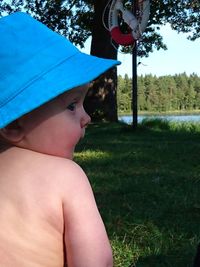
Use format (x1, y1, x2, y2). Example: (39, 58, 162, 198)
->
(0, 12, 120, 267)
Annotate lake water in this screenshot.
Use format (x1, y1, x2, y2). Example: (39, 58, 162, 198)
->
(119, 114, 200, 124)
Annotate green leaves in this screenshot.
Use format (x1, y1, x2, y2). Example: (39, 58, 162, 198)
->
(1, 0, 199, 56)
(0, 0, 93, 47)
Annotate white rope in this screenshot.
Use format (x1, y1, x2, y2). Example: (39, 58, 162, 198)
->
(102, 0, 113, 31)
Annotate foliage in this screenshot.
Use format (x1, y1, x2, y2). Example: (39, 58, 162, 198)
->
(75, 121, 200, 266)
(118, 73, 200, 113)
(121, 0, 200, 57)
(0, 0, 93, 48)
(1, 0, 200, 56)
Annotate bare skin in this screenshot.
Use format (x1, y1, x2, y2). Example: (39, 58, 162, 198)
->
(0, 86, 113, 267)
(0, 148, 64, 266)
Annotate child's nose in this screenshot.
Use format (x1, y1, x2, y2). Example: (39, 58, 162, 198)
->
(81, 110, 91, 128)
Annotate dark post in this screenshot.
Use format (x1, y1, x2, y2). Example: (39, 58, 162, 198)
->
(132, 1, 138, 129)
(132, 41, 138, 128)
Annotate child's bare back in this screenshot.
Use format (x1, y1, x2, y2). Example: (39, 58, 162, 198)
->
(0, 147, 112, 266)
(0, 147, 64, 266)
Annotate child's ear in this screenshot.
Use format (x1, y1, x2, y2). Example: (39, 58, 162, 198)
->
(0, 120, 25, 143)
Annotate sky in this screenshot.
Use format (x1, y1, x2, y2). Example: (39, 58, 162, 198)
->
(81, 24, 200, 78)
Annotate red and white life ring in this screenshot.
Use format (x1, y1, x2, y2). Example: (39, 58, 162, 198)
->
(108, 0, 150, 46)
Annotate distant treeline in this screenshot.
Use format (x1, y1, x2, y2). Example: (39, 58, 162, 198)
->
(117, 73, 200, 113)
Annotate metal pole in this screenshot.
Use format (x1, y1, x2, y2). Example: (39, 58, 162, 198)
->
(132, 41, 138, 128)
(132, 1, 138, 129)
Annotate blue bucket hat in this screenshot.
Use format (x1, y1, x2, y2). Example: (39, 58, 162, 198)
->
(0, 12, 120, 128)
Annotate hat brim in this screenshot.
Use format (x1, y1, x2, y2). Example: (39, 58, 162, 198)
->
(0, 51, 120, 128)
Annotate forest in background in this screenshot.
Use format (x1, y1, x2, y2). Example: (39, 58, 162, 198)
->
(117, 73, 200, 114)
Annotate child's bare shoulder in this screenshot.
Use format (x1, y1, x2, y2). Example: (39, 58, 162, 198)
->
(37, 149, 88, 188)
(0, 146, 92, 222)
(0, 147, 88, 191)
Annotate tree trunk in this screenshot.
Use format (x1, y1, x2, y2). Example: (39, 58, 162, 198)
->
(84, 0, 118, 122)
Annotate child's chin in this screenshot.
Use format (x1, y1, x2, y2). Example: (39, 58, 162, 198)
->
(64, 150, 74, 160)
(81, 129, 85, 139)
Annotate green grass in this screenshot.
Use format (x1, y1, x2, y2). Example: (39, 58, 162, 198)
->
(75, 120, 200, 267)
(119, 110, 200, 116)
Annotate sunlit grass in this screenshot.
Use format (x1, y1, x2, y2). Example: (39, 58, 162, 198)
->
(140, 118, 200, 134)
(75, 150, 111, 162)
(75, 120, 200, 267)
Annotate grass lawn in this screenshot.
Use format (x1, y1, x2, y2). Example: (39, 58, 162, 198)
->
(75, 120, 200, 267)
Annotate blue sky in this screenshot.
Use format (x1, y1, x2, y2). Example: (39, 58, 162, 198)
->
(81, 24, 200, 78)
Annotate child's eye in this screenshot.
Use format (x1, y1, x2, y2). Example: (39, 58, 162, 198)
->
(67, 102, 76, 111)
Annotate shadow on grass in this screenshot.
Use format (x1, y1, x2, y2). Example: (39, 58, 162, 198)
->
(135, 252, 194, 267)
(75, 120, 200, 267)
